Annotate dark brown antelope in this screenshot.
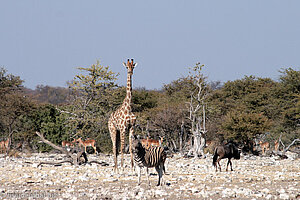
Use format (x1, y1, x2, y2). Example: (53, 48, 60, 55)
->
(213, 142, 240, 172)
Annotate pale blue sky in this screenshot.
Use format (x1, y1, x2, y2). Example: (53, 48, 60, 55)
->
(1, 1, 299, 89)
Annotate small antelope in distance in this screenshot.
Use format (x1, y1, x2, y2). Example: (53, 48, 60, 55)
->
(274, 139, 279, 152)
(0, 138, 10, 154)
(61, 140, 74, 148)
(141, 136, 164, 149)
(75, 138, 97, 154)
(205, 140, 213, 147)
(259, 141, 270, 155)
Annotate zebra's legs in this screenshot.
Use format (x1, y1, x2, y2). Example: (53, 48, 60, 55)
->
(155, 164, 163, 186)
(146, 167, 150, 186)
(137, 165, 141, 185)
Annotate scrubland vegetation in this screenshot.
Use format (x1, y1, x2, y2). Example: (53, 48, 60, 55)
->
(0, 62, 299, 154)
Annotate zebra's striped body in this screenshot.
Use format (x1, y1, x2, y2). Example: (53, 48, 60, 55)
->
(132, 136, 166, 186)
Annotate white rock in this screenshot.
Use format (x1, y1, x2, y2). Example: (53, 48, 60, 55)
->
(285, 151, 298, 160)
(23, 173, 31, 178)
(222, 188, 236, 198)
(262, 188, 270, 194)
(155, 189, 167, 196)
(279, 193, 289, 200)
(190, 188, 199, 193)
(266, 194, 273, 199)
(32, 163, 38, 168)
(45, 181, 54, 185)
(62, 192, 72, 199)
(278, 188, 286, 194)
(199, 189, 209, 198)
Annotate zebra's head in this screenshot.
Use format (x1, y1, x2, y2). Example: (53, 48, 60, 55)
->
(131, 135, 144, 154)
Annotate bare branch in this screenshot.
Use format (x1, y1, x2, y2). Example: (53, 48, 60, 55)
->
(35, 131, 70, 157)
(37, 160, 74, 167)
(284, 139, 300, 152)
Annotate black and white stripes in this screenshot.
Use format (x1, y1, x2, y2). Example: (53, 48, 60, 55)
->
(132, 135, 166, 186)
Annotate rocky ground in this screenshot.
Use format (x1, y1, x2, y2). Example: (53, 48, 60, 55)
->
(0, 152, 299, 200)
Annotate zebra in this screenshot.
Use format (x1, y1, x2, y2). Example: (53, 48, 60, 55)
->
(132, 135, 167, 186)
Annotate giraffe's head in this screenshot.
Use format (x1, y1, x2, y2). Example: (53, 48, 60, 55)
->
(123, 59, 137, 75)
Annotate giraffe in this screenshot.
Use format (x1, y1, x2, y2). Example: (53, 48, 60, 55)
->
(108, 59, 137, 172)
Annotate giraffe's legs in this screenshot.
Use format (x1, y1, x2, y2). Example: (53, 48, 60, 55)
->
(120, 128, 126, 171)
(109, 123, 118, 173)
(129, 126, 134, 169)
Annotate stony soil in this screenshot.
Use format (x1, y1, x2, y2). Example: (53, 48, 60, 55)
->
(0, 152, 299, 200)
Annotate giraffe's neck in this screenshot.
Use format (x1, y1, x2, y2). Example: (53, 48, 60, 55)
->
(122, 72, 132, 108)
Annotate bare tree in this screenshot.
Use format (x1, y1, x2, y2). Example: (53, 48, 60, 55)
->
(186, 63, 209, 158)
(179, 120, 185, 154)
(276, 133, 300, 157)
(35, 131, 108, 167)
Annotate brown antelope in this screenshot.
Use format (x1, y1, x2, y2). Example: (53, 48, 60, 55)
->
(0, 141, 4, 153)
(206, 140, 212, 147)
(61, 140, 74, 148)
(75, 138, 97, 154)
(141, 136, 163, 149)
(274, 139, 279, 152)
(0, 138, 10, 153)
(259, 141, 270, 154)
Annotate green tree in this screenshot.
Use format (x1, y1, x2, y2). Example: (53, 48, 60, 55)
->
(0, 68, 33, 144)
(221, 111, 272, 144)
(272, 68, 300, 144)
(29, 104, 68, 152)
(65, 60, 119, 152)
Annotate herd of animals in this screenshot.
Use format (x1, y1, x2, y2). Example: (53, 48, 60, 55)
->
(0, 59, 283, 186)
(0, 134, 280, 186)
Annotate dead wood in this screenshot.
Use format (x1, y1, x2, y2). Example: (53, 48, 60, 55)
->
(37, 160, 74, 167)
(35, 131, 88, 166)
(88, 160, 109, 166)
(35, 131, 109, 167)
(35, 131, 71, 156)
(272, 134, 300, 158)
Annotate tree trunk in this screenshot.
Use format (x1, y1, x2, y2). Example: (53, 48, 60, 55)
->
(193, 133, 206, 158)
(171, 139, 177, 152)
(193, 132, 200, 158)
(179, 121, 184, 154)
(199, 134, 206, 158)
